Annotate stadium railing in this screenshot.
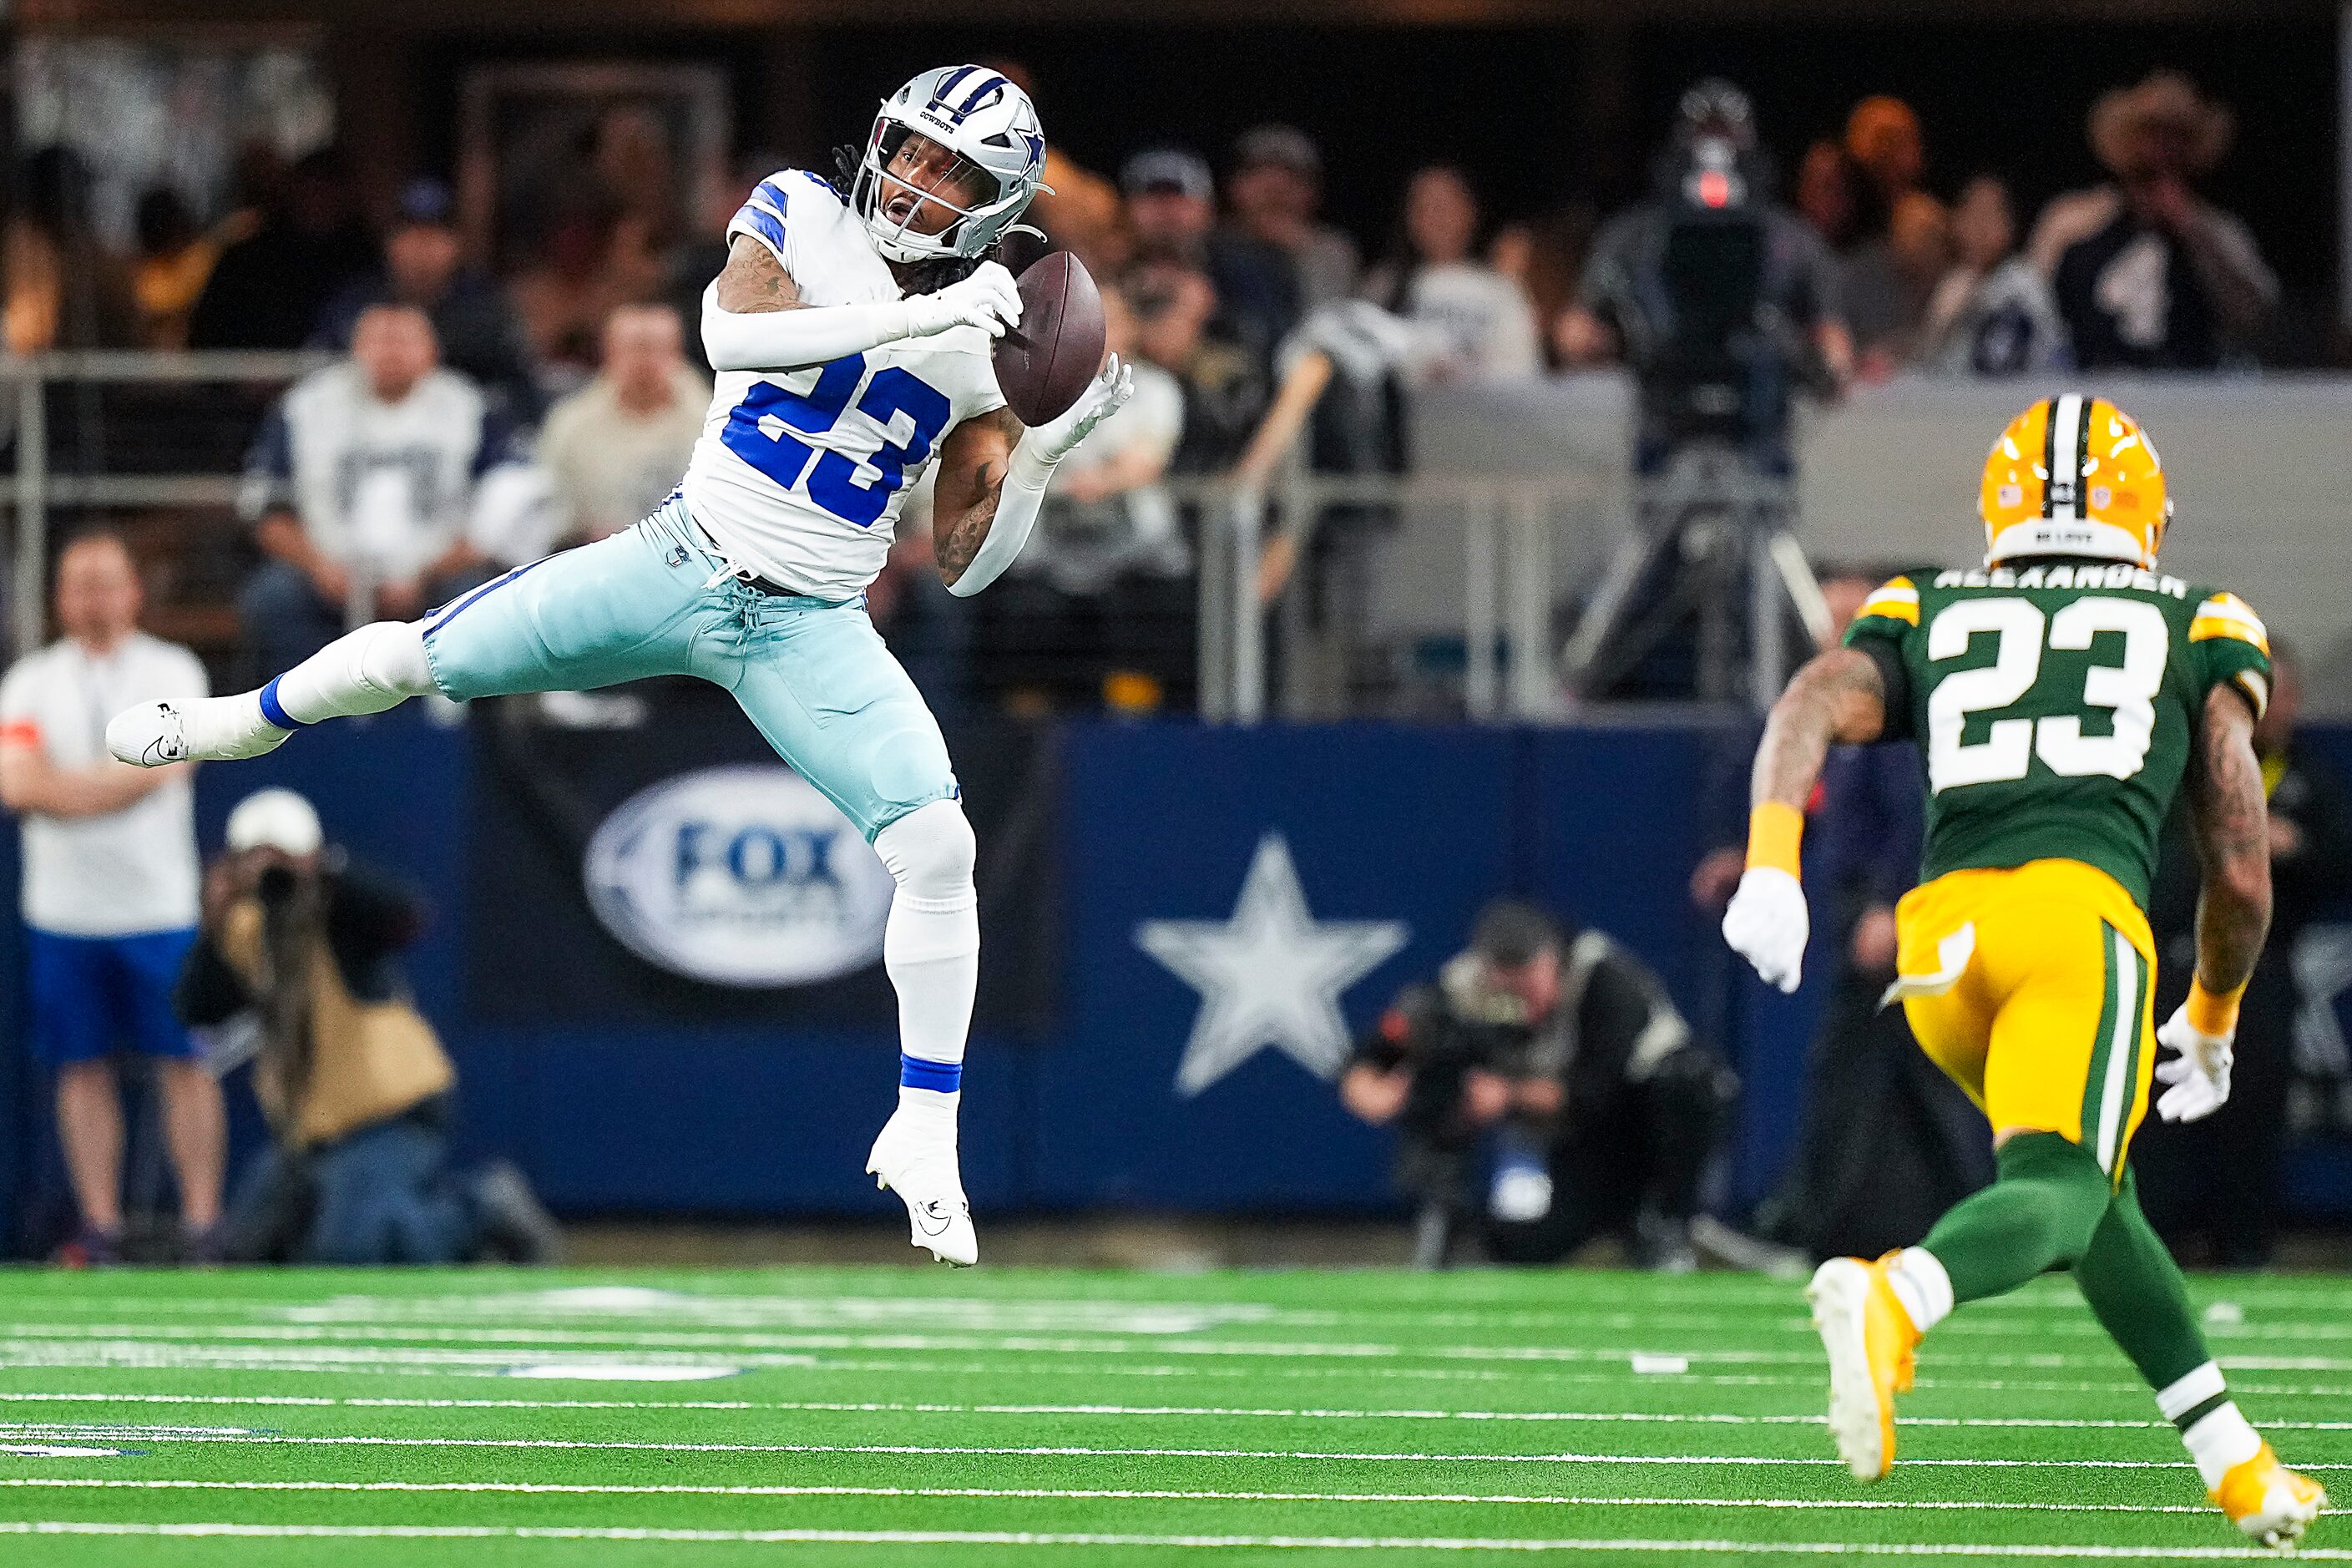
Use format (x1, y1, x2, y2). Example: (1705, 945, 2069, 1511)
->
(1179, 470, 1602, 725)
(2, 349, 327, 659)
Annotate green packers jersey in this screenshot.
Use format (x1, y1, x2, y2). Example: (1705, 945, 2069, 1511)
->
(1842, 561, 2272, 909)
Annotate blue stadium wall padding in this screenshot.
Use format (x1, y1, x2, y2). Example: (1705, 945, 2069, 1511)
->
(6, 711, 2349, 1241)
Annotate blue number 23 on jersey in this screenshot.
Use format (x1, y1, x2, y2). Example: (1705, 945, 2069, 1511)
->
(720, 354, 952, 529)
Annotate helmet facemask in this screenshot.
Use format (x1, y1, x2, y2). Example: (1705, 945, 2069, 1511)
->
(857, 126, 1001, 260)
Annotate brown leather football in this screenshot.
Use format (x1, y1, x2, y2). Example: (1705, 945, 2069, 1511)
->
(992, 251, 1106, 427)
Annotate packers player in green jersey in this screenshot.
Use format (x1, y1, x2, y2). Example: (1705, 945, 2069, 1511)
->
(1722, 393, 2324, 1549)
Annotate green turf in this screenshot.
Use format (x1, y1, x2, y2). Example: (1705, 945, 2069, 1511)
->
(0, 1263, 2342, 1564)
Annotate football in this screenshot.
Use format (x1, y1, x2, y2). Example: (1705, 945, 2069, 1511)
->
(992, 250, 1107, 427)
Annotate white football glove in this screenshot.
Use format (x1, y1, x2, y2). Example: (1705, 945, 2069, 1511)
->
(1722, 867, 1808, 994)
(903, 260, 1023, 340)
(1029, 353, 1135, 464)
(2154, 1003, 2235, 1123)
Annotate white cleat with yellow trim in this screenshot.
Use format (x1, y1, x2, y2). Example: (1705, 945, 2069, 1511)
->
(2216, 1442, 2326, 1550)
(1807, 1253, 1922, 1483)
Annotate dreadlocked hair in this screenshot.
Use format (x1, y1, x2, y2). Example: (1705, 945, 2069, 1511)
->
(832, 144, 989, 295)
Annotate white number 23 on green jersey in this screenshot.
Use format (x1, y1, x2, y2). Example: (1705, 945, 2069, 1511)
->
(1926, 595, 2169, 792)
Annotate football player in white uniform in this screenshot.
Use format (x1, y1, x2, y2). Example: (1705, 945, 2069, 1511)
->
(109, 66, 1134, 1267)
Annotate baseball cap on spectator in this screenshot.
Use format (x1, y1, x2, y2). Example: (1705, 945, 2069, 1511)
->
(1233, 124, 1322, 180)
(226, 788, 324, 857)
(1121, 148, 1215, 202)
(394, 177, 456, 229)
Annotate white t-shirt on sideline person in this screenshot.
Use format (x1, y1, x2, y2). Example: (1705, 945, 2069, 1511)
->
(0, 633, 206, 936)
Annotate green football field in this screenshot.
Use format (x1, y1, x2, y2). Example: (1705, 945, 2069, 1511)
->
(0, 1264, 2343, 1564)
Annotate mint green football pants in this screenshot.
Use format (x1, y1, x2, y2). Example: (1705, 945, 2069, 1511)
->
(420, 496, 959, 840)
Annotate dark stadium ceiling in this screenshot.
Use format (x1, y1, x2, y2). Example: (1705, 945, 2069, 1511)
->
(16, 0, 2334, 25)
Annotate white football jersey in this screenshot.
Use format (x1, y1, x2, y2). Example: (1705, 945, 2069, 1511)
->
(680, 169, 1007, 599)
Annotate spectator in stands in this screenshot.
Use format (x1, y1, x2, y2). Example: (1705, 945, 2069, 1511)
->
(0, 531, 223, 1265)
(508, 185, 663, 392)
(976, 286, 1190, 711)
(536, 304, 708, 546)
(313, 179, 544, 425)
(130, 187, 240, 352)
(1363, 165, 1541, 382)
(1490, 209, 1594, 370)
(1226, 124, 1359, 310)
(1124, 146, 1298, 398)
(178, 789, 559, 1266)
(1844, 96, 1946, 242)
(1793, 139, 1863, 253)
(3, 146, 139, 355)
(1834, 100, 1950, 375)
(2141, 641, 2352, 1266)
(1343, 899, 1735, 1271)
(236, 303, 518, 677)
(190, 148, 374, 352)
(2031, 72, 2276, 369)
(1919, 175, 2069, 376)
(1025, 286, 1189, 588)
(1128, 257, 1258, 473)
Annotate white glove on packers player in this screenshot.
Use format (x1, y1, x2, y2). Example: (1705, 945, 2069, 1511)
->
(1722, 800, 1809, 994)
(2154, 997, 2236, 1124)
(1722, 867, 1808, 994)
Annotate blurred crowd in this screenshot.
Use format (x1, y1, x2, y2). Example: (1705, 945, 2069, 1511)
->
(0, 65, 2299, 702)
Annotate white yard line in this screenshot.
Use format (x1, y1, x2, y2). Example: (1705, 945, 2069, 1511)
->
(0, 1478, 2218, 1513)
(13, 1322, 2352, 1373)
(10, 1348, 2352, 1404)
(0, 1522, 2342, 1556)
(5, 1390, 2351, 1431)
(2, 1426, 2309, 1467)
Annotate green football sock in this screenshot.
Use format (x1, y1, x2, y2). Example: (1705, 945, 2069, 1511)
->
(2073, 1169, 2213, 1394)
(1918, 1131, 2112, 1303)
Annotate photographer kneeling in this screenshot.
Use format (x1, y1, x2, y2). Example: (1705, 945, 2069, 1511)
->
(177, 789, 557, 1264)
(1342, 900, 1736, 1270)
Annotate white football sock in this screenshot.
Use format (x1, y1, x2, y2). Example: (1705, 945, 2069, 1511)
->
(2183, 1402, 2263, 1490)
(873, 801, 979, 1120)
(267, 620, 436, 726)
(1884, 1247, 1955, 1334)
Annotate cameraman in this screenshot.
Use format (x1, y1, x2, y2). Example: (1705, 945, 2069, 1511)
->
(176, 789, 556, 1264)
(1556, 78, 1851, 471)
(1342, 899, 1736, 1270)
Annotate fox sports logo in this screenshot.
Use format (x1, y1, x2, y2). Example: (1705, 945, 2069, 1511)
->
(584, 766, 895, 987)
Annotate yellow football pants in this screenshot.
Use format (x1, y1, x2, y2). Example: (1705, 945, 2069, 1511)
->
(1889, 858, 2157, 1178)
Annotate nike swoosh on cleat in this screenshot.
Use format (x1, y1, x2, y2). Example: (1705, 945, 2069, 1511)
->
(915, 1201, 953, 1237)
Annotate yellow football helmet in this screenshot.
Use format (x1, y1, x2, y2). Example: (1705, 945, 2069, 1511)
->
(1979, 393, 2171, 568)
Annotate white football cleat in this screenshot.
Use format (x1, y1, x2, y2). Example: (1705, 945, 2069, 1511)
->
(866, 1109, 977, 1267)
(107, 695, 289, 766)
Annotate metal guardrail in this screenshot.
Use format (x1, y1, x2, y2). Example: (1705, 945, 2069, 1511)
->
(1170, 471, 1601, 724)
(3, 350, 328, 659)
(0, 351, 1602, 722)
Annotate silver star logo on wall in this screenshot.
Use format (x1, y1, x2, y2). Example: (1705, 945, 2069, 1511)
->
(1137, 835, 1410, 1096)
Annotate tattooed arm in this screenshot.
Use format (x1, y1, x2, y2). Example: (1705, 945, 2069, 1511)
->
(928, 407, 1026, 590)
(1748, 648, 1889, 814)
(713, 235, 806, 315)
(2184, 683, 2273, 995)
